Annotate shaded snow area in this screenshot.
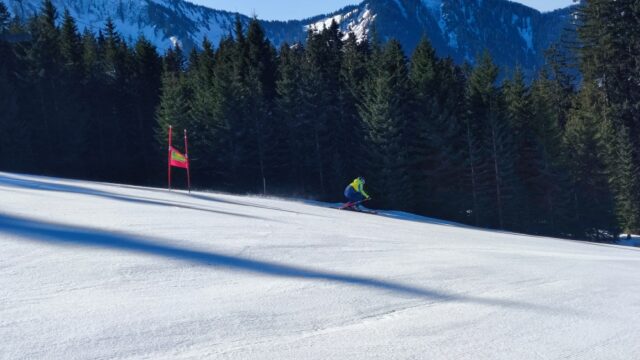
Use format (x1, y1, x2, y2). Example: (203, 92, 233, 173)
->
(1, 172, 640, 359)
(618, 234, 640, 247)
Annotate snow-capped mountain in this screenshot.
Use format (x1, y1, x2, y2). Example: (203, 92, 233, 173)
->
(308, 0, 575, 73)
(7, 0, 246, 50)
(6, 0, 575, 72)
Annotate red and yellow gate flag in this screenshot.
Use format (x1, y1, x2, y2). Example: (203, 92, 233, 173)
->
(167, 125, 191, 192)
(169, 146, 189, 169)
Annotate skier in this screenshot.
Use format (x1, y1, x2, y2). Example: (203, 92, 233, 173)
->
(342, 176, 371, 210)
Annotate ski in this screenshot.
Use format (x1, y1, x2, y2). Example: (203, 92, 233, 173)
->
(341, 207, 378, 215)
(339, 198, 370, 210)
(337, 201, 378, 215)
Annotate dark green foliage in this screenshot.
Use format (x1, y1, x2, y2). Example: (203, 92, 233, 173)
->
(568, 0, 640, 239)
(564, 83, 618, 240)
(240, 18, 279, 193)
(608, 125, 640, 234)
(0, 1, 164, 184)
(1, 1, 637, 242)
(275, 43, 306, 193)
(408, 38, 440, 212)
(527, 71, 573, 235)
(359, 40, 412, 209)
(184, 38, 217, 184)
(0, 1, 20, 170)
(409, 38, 468, 219)
(465, 52, 518, 229)
(339, 34, 369, 174)
(130, 37, 163, 182)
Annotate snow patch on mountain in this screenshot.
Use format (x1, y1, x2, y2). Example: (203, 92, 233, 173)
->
(448, 30, 458, 48)
(422, 0, 443, 13)
(169, 35, 181, 48)
(517, 17, 534, 52)
(392, 0, 408, 18)
(304, 6, 376, 43)
(346, 8, 376, 42)
(304, 9, 360, 33)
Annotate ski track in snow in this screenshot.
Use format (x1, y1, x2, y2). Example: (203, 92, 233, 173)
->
(1, 172, 639, 359)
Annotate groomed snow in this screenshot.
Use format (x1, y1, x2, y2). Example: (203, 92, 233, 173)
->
(1, 172, 639, 359)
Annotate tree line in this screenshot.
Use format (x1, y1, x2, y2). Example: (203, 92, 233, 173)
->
(0, 0, 638, 241)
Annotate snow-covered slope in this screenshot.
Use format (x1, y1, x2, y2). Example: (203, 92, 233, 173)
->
(304, 6, 375, 43)
(2, 172, 639, 359)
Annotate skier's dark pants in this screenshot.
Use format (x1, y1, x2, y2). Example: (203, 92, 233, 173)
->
(344, 185, 364, 203)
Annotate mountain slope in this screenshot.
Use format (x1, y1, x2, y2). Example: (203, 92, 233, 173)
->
(7, 0, 574, 72)
(1, 172, 640, 359)
(300, 0, 575, 72)
(7, 0, 244, 50)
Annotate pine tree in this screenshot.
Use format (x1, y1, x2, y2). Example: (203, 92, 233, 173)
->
(610, 125, 640, 235)
(131, 36, 162, 182)
(564, 82, 617, 240)
(359, 40, 413, 209)
(407, 38, 468, 217)
(185, 38, 217, 185)
(577, 0, 640, 146)
(528, 70, 573, 235)
(466, 51, 517, 229)
(163, 44, 185, 75)
(206, 35, 244, 189)
(299, 28, 339, 196)
(80, 28, 108, 178)
(0, 0, 20, 170)
(408, 37, 440, 213)
(338, 34, 369, 183)
(318, 21, 347, 195)
(23, 0, 61, 173)
(430, 58, 470, 222)
(57, 10, 87, 176)
(275, 43, 306, 192)
(242, 18, 278, 193)
(59, 10, 82, 74)
(503, 67, 536, 231)
(94, 18, 139, 181)
(599, 118, 640, 236)
(573, 0, 640, 238)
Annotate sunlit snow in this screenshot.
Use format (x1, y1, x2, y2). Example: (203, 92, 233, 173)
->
(1, 172, 640, 359)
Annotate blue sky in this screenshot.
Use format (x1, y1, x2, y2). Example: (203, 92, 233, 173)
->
(187, 0, 576, 21)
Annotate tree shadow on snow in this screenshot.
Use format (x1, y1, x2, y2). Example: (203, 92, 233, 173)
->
(0, 212, 579, 315)
(0, 173, 275, 222)
(188, 193, 320, 217)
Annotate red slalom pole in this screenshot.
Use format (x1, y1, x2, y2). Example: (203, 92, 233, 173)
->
(184, 129, 191, 193)
(168, 125, 172, 190)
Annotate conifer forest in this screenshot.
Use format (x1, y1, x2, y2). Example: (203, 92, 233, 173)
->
(0, 0, 639, 241)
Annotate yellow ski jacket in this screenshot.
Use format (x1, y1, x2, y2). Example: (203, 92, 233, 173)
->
(350, 178, 370, 198)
